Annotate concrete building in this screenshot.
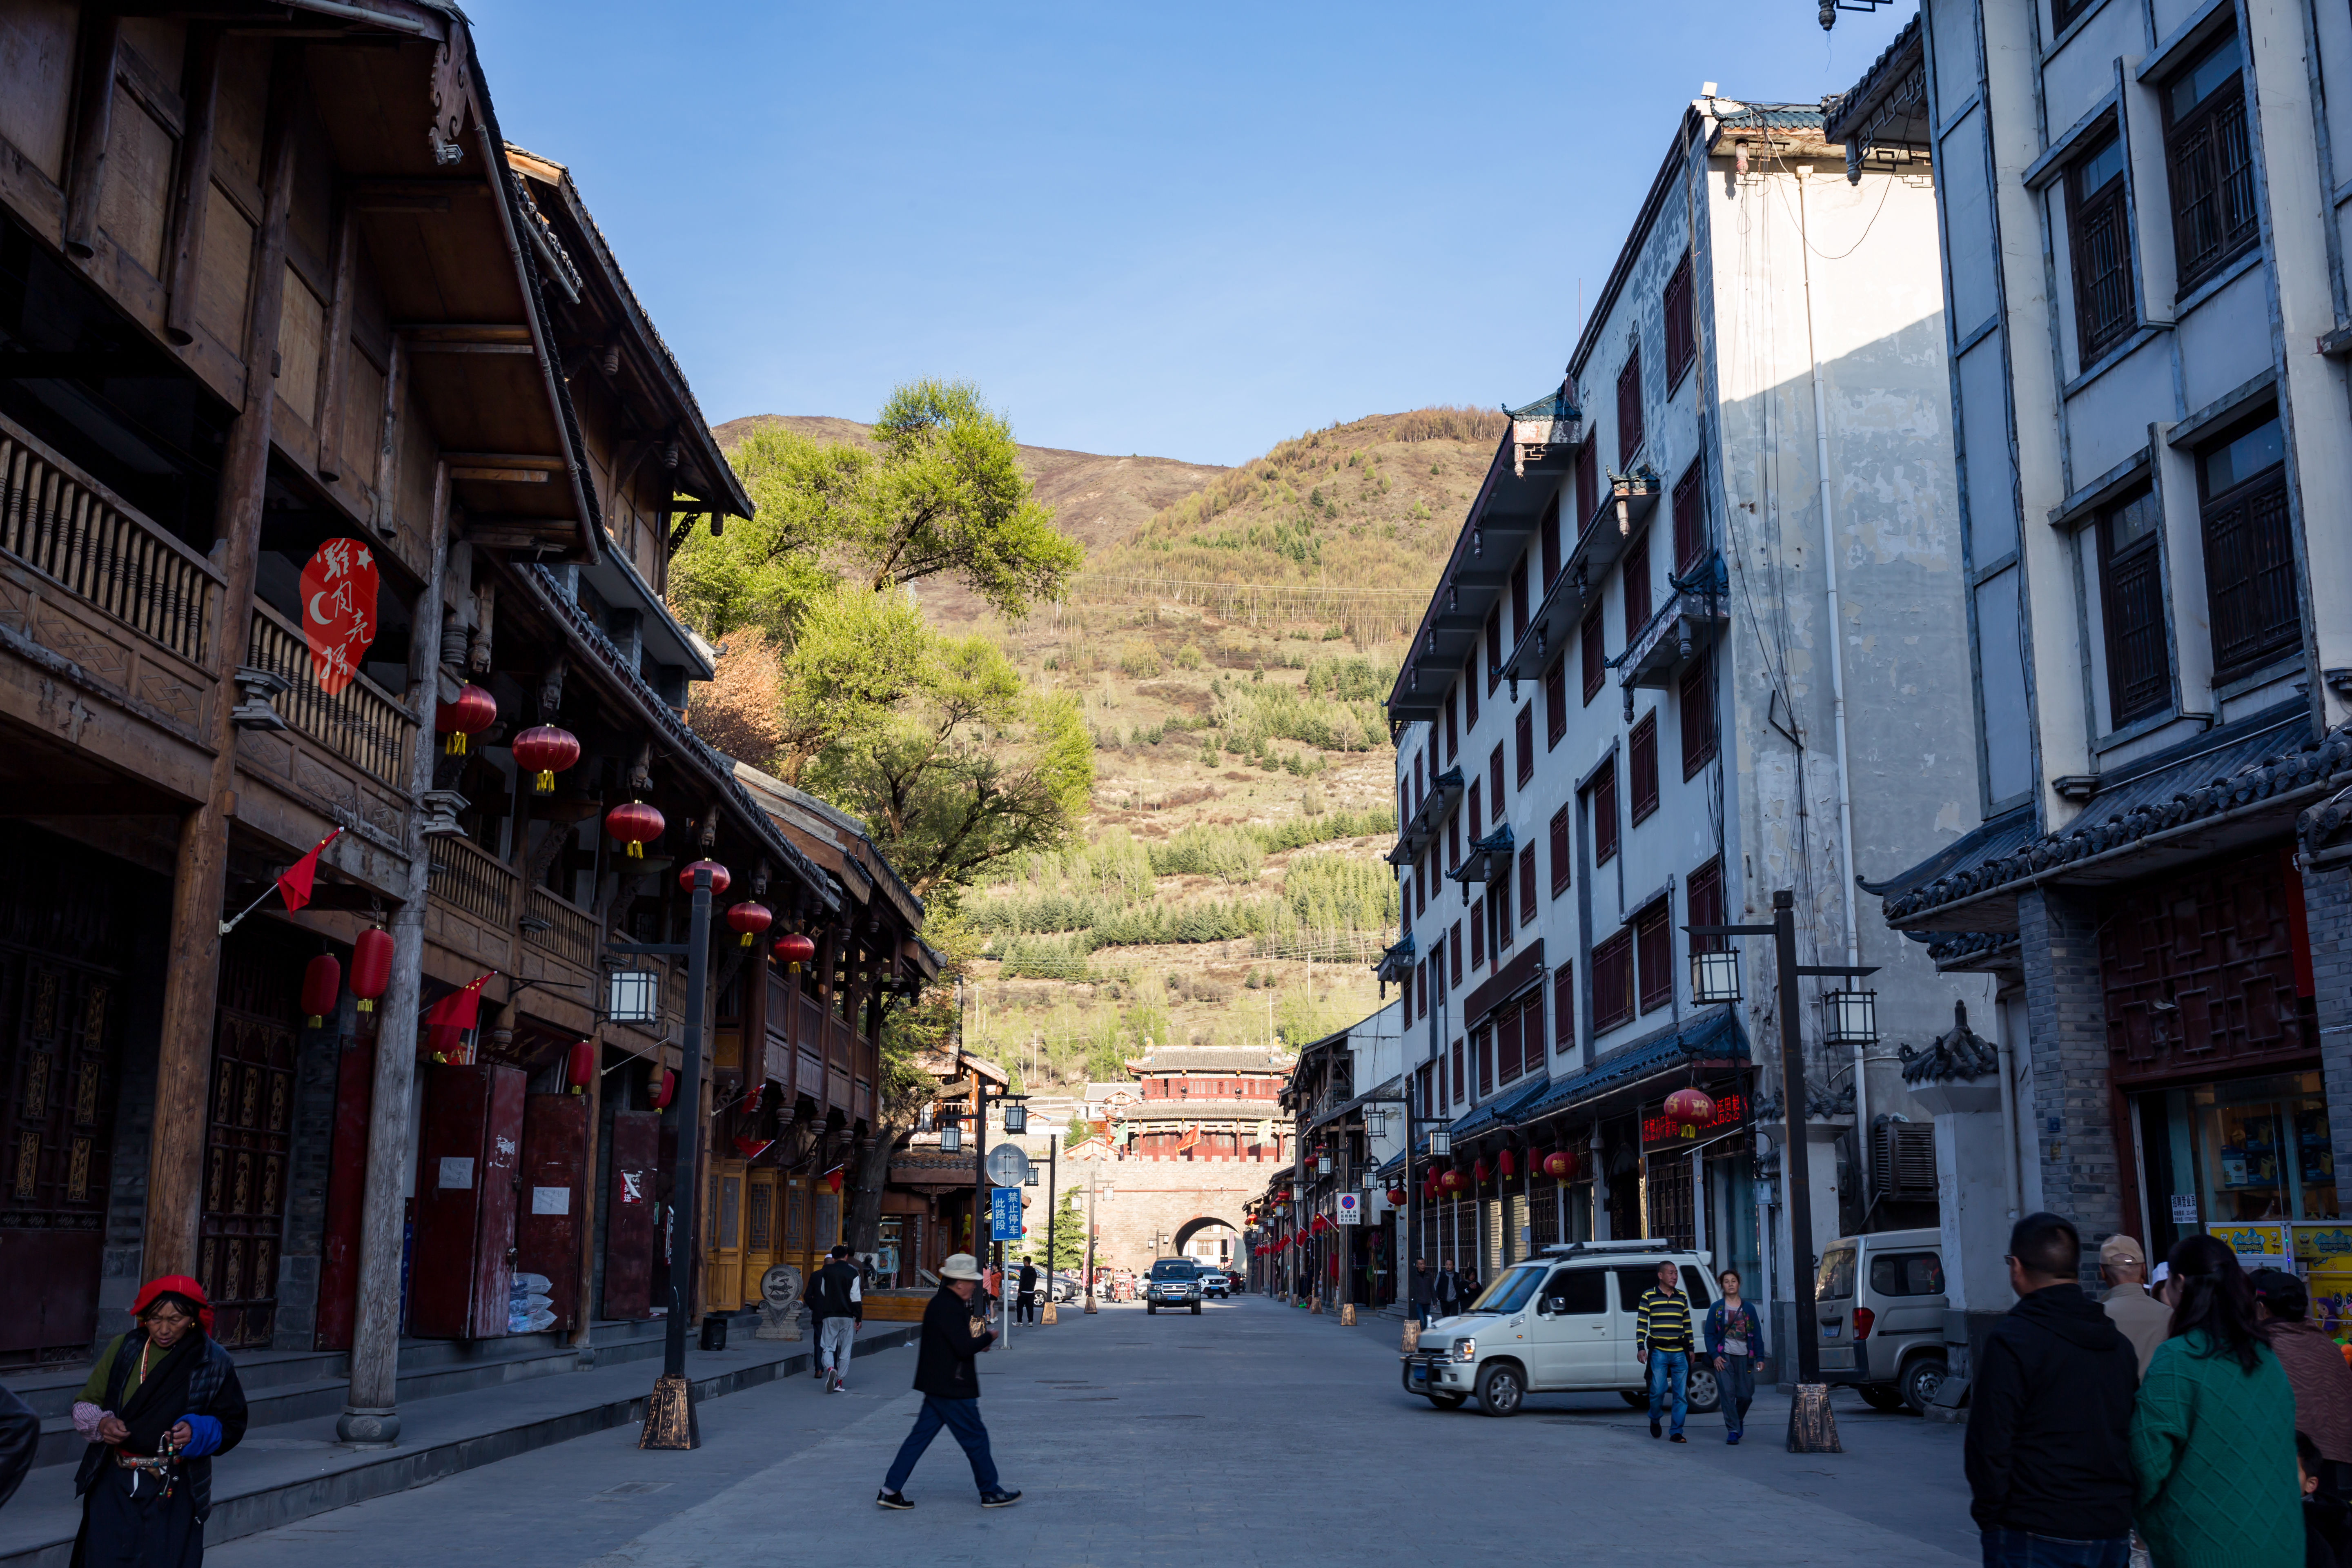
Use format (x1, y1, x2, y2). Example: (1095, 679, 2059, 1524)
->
(1379, 89, 1991, 1352)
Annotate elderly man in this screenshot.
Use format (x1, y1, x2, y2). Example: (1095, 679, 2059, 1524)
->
(877, 1254, 1020, 1510)
(2097, 1234, 2169, 1376)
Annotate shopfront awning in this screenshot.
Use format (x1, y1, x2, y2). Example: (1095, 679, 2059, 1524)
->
(1447, 1074, 1554, 1140)
(1525, 1005, 1750, 1120)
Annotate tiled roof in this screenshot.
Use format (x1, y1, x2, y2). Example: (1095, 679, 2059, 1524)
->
(1712, 103, 1828, 134)
(1449, 1075, 1553, 1139)
(1900, 1000, 1998, 1085)
(1114, 1099, 1278, 1123)
(1821, 10, 1925, 148)
(1127, 1048, 1293, 1073)
(1526, 1006, 1749, 1118)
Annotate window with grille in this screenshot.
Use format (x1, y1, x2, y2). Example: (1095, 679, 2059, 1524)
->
(2067, 131, 2135, 364)
(1687, 857, 1725, 957)
(1541, 495, 1562, 588)
(1450, 921, 1462, 985)
(1593, 931, 1635, 1033)
(2096, 484, 2170, 726)
(1617, 349, 1645, 467)
(1629, 714, 1660, 824)
(1464, 653, 1479, 729)
(1592, 761, 1619, 866)
(2197, 414, 2297, 678)
(1635, 899, 1674, 1014)
(1664, 253, 1696, 389)
(1546, 660, 1566, 748)
(1490, 742, 1506, 815)
(1576, 438, 1598, 531)
(1553, 962, 1575, 1053)
(1581, 604, 1606, 705)
(1485, 606, 1503, 694)
(1624, 530, 1653, 639)
(1511, 556, 1530, 647)
(1519, 845, 1537, 925)
(1679, 649, 1717, 777)
(1470, 897, 1485, 969)
(2163, 32, 2257, 292)
(1672, 459, 1706, 574)
(1549, 806, 1572, 897)
(2051, 0, 2093, 33)
(1516, 706, 1534, 786)
(1415, 960, 1426, 1020)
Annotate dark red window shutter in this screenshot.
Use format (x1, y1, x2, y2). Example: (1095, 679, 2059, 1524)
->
(1518, 845, 1537, 924)
(1546, 660, 1566, 747)
(1515, 706, 1534, 786)
(1630, 714, 1660, 823)
(1617, 348, 1644, 467)
(1549, 806, 1571, 897)
(1592, 761, 1619, 865)
(1581, 604, 1605, 705)
(1553, 962, 1576, 1053)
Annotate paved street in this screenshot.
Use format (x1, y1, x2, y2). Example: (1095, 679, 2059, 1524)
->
(209, 1298, 1976, 1566)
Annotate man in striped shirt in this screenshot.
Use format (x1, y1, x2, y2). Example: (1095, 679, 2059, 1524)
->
(1637, 1261, 1695, 1443)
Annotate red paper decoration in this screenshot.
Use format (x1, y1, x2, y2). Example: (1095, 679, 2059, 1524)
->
(726, 900, 773, 947)
(1542, 1149, 1579, 1181)
(510, 725, 579, 794)
(1440, 1169, 1468, 1195)
(678, 860, 731, 897)
(1473, 1158, 1490, 1185)
(1665, 1087, 1716, 1130)
(301, 954, 341, 1028)
(1386, 1187, 1407, 1205)
(298, 539, 378, 695)
(436, 683, 496, 755)
(350, 927, 392, 1013)
(649, 1065, 676, 1110)
(605, 800, 664, 859)
(1499, 1149, 1517, 1179)
(773, 932, 815, 971)
(565, 1040, 597, 1095)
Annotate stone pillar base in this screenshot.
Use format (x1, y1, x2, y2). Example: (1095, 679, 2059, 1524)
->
(1786, 1384, 1843, 1453)
(336, 1405, 399, 1448)
(639, 1372, 699, 1450)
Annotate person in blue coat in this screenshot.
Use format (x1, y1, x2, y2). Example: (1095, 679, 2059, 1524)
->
(1704, 1267, 1771, 1445)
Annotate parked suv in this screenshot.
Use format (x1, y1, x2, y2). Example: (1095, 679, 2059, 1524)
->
(1812, 1228, 1949, 1413)
(1401, 1241, 1721, 1418)
(1145, 1258, 1202, 1314)
(1198, 1270, 1231, 1298)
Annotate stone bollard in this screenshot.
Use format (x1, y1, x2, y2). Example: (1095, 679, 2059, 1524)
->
(1402, 1318, 1420, 1353)
(754, 1264, 804, 1341)
(1340, 1303, 1356, 1327)
(1042, 1301, 1058, 1325)
(1310, 1296, 1323, 1314)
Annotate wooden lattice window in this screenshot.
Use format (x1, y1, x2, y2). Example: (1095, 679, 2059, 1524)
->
(1672, 459, 1706, 574)
(1465, 654, 1479, 729)
(1629, 714, 1660, 824)
(1486, 606, 1503, 695)
(1624, 530, 1653, 640)
(2163, 32, 2257, 292)
(1553, 962, 1576, 1053)
(1541, 495, 1563, 588)
(1592, 931, 1635, 1034)
(1519, 845, 1538, 925)
(2097, 484, 2170, 725)
(1511, 556, 1530, 647)
(1549, 806, 1572, 898)
(1592, 760, 1619, 866)
(1490, 742, 1507, 816)
(1663, 252, 1696, 389)
(2067, 132, 2135, 364)
(1581, 604, 1606, 705)
(1450, 921, 1463, 986)
(1576, 439, 1598, 530)
(1635, 898, 1674, 1015)
(1617, 349, 1645, 467)
(2197, 415, 2297, 678)
(1546, 659, 1566, 748)
(1680, 649, 1718, 777)
(1687, 857, 1726, 956)
(1516, 705, 1535, 787)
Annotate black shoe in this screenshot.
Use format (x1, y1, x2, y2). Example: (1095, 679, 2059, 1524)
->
(1649, 1419, 1662, 1438)
(876, 1490, 913, 1510)
(980, 1489, 1022, 1508)
(1670, 1434, 1688, 1443)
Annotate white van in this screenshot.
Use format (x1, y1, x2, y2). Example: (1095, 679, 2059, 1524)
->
(1400, 1240, 1721, 1418)
(1812, 1227, 1949, 1413)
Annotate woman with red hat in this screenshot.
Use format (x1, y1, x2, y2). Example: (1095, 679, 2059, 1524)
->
(69, 1275, 248, 1566)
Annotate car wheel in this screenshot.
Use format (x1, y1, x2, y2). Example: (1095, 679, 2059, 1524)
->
(1146, 1303, 1155, 1315)
(1684, 1365, 1722, 1414)
(1901, 1356, 1950, 1415)
(1477, 1363, 1524, 1417)
(1858, 1384, 1908, 1413)
(1620, 1390, 1649, 1409)
(1426, 1392, 1468, 1410)
(1190, 1302, 1201, 1315)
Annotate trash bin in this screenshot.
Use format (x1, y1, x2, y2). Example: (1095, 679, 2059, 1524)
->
(699, 1314, 728, 1352)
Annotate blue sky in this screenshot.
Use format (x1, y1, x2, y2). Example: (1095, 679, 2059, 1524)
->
(471, 2, 1916, 468)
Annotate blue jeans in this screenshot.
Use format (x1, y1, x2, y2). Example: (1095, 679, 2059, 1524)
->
(1646, 1350, 1688, 1435)
(884, 1396, 1000, 1496)
(1978, 1530, 2129, 1568)
(1412, 1304, 1430, 1328)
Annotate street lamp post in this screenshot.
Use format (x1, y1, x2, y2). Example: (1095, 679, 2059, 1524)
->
(1043, 1129, 1059, 1322)
(1083, 1163, 1099, 1314)
(1689, 886, 1877, 1455)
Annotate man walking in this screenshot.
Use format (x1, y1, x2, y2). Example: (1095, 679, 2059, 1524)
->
(1434, 1257, 1462, 1319)
(805, 1245, 863, 1394)
(2098, 1234, 2169, 1376)
(1636, 1260, 1696, 1443)
(1965, 1212, 2137, 1568)
(877, 1253, 1020, 1511)
(1409, 1257, 1434, 1328)
(1017, 1259, 1039, 1325)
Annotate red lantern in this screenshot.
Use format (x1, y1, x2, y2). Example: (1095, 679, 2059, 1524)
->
(301, 954, 341, 1028)
(726, 900, 773, 948)
(678, 860, 731, 897)
(1386, 1187, 1406, 1205)
(1473, 1158, 1490, 1185)
(436, 683, 496, 755)
(1665, 1087, 1715, 1132)
(649, 1065, 677, 1110)
(1440, 1169, 1468, 1195)
(510, 724, 579, 794)
(604, 800, 664, 860)
(1499, 1149, 1517, 1179)
(566, 1040, 596, 1096)
(1542, 1149, 1579, 1181)
(350, 927, 392, 1013)
(772, 932, 816, 971)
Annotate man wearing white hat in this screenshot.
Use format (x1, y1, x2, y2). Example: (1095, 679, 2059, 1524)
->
(876, 1254, 1020, 1510)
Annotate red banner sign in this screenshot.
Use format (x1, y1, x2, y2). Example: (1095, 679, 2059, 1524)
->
(300, 538, 379, 695)
(1642, 1089, 1749, 1149)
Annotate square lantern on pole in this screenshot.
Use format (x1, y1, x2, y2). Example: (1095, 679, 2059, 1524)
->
(1366, 1109, 1389, 1138)
(1361, 1167, 1380, 1191)
(939, 1109, 963, 1154)
(1691, 948, 1742, 1005)
(1428, 1127, 1452, 1158)
(1003, 1099, 1028, 1136)
(1824, 989, 1880, 1047)
(606, 969, 660, 1025)
(1316, 1153, 1332, 1176)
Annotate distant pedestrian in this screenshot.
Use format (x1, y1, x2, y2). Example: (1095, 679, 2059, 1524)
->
(1703, 1268, 1769, 1446)
(0, 1383, 36, 1510)
(1434, 1257, 1463, 1319)
(1637, 1260, 1695, 1443)
(2102, 1235, 2171, 1377)
(877, 1253, 1019, 1511)
(2252, 1268, 2352, 1499)
(2132, 1234, 2301, 1568)
(1409, 1257, 1434, 1328)
(805, 1245, 863, 1394)
(1017, 1261, 1038, 1325)
(1965, 1213, 2138, 1568)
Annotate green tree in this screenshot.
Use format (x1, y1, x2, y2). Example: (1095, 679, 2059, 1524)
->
(1023, 1191, 1086, 1273)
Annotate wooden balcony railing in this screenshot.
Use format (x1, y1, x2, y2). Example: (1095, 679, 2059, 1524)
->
(428, 833, 517, 927)
(246, 602, 414, 785)
(523, 885, 597, 970)
(0, 418, 220, 664)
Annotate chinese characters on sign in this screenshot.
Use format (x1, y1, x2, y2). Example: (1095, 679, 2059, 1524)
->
(1642, 1090, 1750, 1148)
(299, 538, 379, 695)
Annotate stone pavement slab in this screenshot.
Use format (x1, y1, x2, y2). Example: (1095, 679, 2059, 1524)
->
(208, 1297, 1977, 1568)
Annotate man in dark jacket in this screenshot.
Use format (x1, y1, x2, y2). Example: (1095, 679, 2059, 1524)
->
(1409, 1258, 1434, 1328)
(1965, 1212, 2138, 1568)
(877, 1253, 1019, 1510)
(1434, 1257, 1463, 1319)
(805, 1245, 863, 1394)
(1017, 1260, 1039, 1325)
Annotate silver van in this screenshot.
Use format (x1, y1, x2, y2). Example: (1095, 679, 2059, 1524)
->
(1812, 1227, 1948, 1412)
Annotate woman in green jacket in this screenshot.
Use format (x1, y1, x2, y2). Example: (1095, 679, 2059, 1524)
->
(2130, 1235, 2301, 1568)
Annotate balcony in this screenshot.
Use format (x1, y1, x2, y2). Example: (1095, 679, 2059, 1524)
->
(244, 602, 416, 786)
(429, 833, 519, 928)
(1617, 557, 1729, 692)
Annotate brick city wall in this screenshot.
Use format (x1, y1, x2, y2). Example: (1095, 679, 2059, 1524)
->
(1058, 1147, 1264, 1274)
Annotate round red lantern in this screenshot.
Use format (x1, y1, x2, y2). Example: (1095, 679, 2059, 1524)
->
(1498, 1149, 1517, 1179)
(1664, 1087, 1716, 1132)
(678, 860, 731, 897)
(772, 931, 816, 971)
(1542, 1149, 1579, 1181)
(725, 900, 773, 948)
(301, 953, 341, 1028)
(510, 724, 579, 794)
(1386, 1187, 1407, 1205)
(1440, 1169, 1468, 1196)
(604, 800, 664, 860)
(566, 1040, 596, 1096)
(435, 683, 496, 755)
(350, 927, 392, 1013)
(649, 1065, 677, 1110)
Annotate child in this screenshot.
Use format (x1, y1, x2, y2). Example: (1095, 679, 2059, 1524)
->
(2304, 1431, 2349, 1568)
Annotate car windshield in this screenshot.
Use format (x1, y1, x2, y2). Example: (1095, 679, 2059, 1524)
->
(1149, 1261, 1197, 1281)
(1463, 1264, 1546, 1315)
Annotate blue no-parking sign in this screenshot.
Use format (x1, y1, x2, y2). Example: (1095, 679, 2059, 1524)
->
(991, 1187, 1023, 1243)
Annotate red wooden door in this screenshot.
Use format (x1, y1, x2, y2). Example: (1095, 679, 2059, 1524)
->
(517, 1094, 586, 1332)
(202, 943, 300, 1348)
(411, 1062, 526, 1338)
(314, 1037, 374, 1350)
(604, 1110, 657, 1319)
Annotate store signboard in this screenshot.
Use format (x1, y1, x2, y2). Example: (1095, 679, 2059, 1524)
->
(1641, 1091, 1750, 1150)
(2290, 1223, 2352, 1264)
(2208, 1222, 2287, 1263)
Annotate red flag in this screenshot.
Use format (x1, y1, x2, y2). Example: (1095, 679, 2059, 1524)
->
(276, 827, 342, 913)
(424, 971, 495, 1063)
(732, 1134, 774, 1161)
(823, 1163, 846, 1195)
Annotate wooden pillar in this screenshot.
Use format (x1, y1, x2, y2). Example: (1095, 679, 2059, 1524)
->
(142, 45, 304, 1283)
(162, 25, 221, 346)
(62, 6, 123, 258)
(571, 1024, 603, 1352)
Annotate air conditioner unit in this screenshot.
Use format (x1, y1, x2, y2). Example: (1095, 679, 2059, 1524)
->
(1873, 1120, 1938, 1202)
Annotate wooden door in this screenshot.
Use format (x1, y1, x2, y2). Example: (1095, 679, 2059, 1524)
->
(742, 1167, 777, 1296)
(202, 944, 300, 1348)
(314, 1037, 374, 1350)
(0, 955, 122, 1354)
(603, 1110, 657, 1319)
(516, 1094, 586, 1332)
(703, 1158, 746, 1312)
(410, 1062, 526, 1339)
(472, 1065, 526, 1337)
